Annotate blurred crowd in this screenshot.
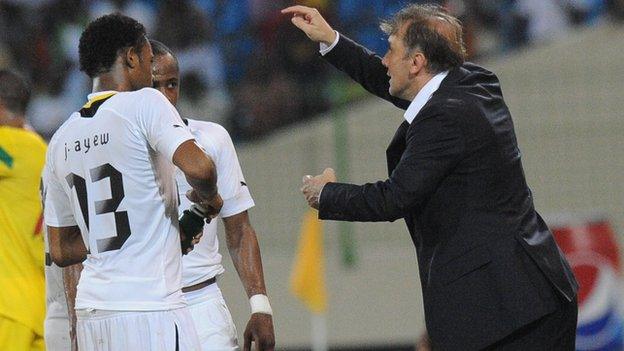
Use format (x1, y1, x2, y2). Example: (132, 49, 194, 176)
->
(0, 0, 622, 141)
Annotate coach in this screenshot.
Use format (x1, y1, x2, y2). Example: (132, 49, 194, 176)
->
(284, 4, 578, 350)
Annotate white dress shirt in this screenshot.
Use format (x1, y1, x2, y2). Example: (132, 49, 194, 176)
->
(316, 31, 449, 203)
(320, 31, 449, 123)
(403, 71, 448, 124)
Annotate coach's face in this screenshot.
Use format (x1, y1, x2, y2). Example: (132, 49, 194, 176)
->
(128, 38, 154, 90)
(382, 26, 424, 101)
(152, 53, 180, 106)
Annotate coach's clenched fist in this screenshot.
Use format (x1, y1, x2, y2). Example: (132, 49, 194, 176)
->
(301, 168, 337, 209)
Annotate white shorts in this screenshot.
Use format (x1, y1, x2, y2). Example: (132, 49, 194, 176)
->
(185, 283, 239, 351)
(44, 314, 70, 351)
(76, 307, 200, 351)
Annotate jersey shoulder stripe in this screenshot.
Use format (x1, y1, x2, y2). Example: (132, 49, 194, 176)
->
(79, 92, 117, 118)
(0, 145, 13, 168)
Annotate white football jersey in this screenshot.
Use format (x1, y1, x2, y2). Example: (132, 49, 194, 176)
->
(177, 119, 254, 287)
(42, 167, 71, 350)
(43, 231, 71, 351)
(43, 258, 68, 321)
(43, 88, 194, 311)
(43, 224, 69, 318)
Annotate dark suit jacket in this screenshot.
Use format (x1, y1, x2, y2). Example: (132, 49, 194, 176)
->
(319, 34, 578, 350)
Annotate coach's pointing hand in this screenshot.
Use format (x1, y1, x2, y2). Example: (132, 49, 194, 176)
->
(301, 168, 337, 209)
(281, 5, 336, 45)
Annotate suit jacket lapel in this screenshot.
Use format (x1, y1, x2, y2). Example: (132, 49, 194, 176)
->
(384, 64, 468, 175)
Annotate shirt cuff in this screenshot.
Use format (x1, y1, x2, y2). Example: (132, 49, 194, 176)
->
(319, 31, 340, 56)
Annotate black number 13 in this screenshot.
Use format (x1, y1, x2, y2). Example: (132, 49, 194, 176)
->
(66, 163, 131, 253)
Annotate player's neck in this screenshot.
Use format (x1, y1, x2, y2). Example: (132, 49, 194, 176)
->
(91, 71, 133, 94)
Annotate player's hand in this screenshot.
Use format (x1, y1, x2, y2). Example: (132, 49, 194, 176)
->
(416, 331, 432, 351)
(281, 5, 336, 45)
(179, 226, 202, 255)
(186, 189, 223, 221)
(301, 168, 336, 209)
(243, 313, 275, 351)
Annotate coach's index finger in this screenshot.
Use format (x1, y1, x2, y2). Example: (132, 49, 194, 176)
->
(282, 5, 336, 45)
(281, 5, 315, 17)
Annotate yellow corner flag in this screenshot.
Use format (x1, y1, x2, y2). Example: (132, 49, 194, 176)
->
(290, 209, 327, 314)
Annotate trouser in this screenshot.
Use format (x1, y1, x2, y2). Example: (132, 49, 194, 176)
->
(76, 307, 200, 351)
(44, 313, 70, 351)
(184, 282, 239, 350)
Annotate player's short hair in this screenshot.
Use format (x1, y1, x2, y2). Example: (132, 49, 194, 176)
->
(150, 39, 180, 71)
(380, 4, 465, 73)
(150, 39, 174, 58)
(79, 13, 147, 78)
(149, 39, 179, 70)
(0, 69, 31, 116)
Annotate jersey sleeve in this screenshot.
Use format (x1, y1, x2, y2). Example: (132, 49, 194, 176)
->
(193, 123, 254, 218)
(136, 89, 195, 162)
(42, 159, 76, 227)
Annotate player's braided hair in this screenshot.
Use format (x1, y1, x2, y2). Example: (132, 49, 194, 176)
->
(79, 13, 147, 78)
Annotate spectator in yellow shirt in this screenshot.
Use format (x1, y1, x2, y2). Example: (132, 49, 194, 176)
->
(0, 69, 46, 350)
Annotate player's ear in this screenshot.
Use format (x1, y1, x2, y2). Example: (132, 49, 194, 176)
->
(124, 47, 138, 69)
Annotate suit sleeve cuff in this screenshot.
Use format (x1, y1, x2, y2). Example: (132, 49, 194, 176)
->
(318, 182, 339, 220)
(319, 31, 340, 56)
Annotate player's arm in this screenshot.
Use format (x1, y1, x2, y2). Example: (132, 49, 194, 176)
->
(223, 211, 275, 351)
(140, 89, 221, 213)
(173, 140, 220, 211)
(282, 5, 410, 109)
(47, 225, 87, 267)
(43, 148, 85, 267)
(223, 211, 267, 298)
(63, 263, 83, 351)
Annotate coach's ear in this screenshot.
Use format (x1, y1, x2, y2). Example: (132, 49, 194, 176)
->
(410, 52, 427, 75)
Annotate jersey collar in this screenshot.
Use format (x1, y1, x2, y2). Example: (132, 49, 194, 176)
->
(83, 91, 118, 109)
(80, 91, 117, 118)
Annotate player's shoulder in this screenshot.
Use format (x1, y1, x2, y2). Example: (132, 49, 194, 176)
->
(186, 119, 229, 137)
(186, 119, 233, 148)
(48, 112, 78, 141)
(111, 88, 174, 122)
(112, 87, 168, 106)
(22, 130, 47, 162)
(47, 112, 80, 155)
(23, 128, 47, 150)
(0, 128, 46, 174)
(143, 87, 169, 99)
(0, 126, 46, 150)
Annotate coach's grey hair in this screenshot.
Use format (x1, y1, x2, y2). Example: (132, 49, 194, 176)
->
(380, 4, 466, 73)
